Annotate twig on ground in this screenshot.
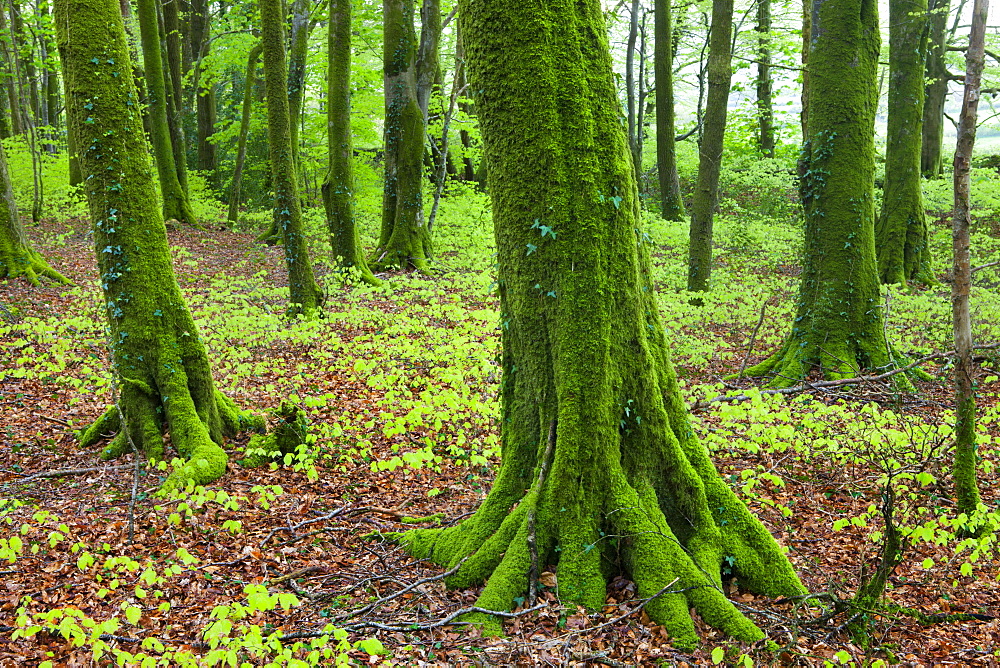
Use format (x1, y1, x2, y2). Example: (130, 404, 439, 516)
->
(329, 558, 468, 623)
(9, 464, 134, 484)
(737, 299, 769, 378)
(33, 414, 72, 427)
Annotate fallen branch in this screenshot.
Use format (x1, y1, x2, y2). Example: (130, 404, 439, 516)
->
(33, 414, 72, 427)
(329, 558, 468, 623)
(972, 260, 999, 273)
(9, 464, 134, 484)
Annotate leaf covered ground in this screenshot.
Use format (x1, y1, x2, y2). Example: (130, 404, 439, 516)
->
(2, 193, 1000, 667)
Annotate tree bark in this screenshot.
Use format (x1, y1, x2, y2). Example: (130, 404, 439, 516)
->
(922, 0, 952, 178)
(374, 0, 431, 270)
(0, 8, 20, 136)
(655, 0, 684, 220)
(189, 0, 216, 173)
(322, 0, 379, 286)
(626, 0, 641, 184)
(260, 0, 324, 315)
(286, 0, 310, 175)
(756, 0, 774, 157)
(686, 0, 734, 294)
(951, 0, 987, 518)
(876, 0, 932, 284)
(56, 0, 259, 490)
(800, 0, 809, 142)
(135, 0, 198, 224)
(746, 0, 902, 387)
(455, 23, 477, 182)
(403, 0, 805, 648)
(227, 42, 261, 226)
(0, 138, 67, 284)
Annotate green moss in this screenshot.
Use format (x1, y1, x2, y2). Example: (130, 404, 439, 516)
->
(238, 401, 309, 467)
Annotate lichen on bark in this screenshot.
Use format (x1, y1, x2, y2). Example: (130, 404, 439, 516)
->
(399, 0, 805, 648)
(56, 0, 259, 490)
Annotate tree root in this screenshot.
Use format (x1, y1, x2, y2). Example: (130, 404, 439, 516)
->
(0, 247, 70, 287)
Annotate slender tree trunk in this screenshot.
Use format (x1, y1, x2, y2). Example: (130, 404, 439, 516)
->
(189, 0, 216, 173)
(654, 0, 683, 219)
(374, 0, 431, 270)
(228, 42, 260, 226)
(800, 0, 809, 142)
(135, 0, 198, 224)
(404, 0, 805, 648)
(876, 0, 932, 284)
(260, 0, 324, 314)
(686, 0, 734, 294)
(951, 0, 987, 519)
(455, 23, 476, 182)
(157, 0, 188, 191)
(626, 0, 640, 184)
(56, 0, 260, 491)
(416, 0, 440, 121)
(323, 0, 379, 286)
(0, 138, 67, 284)
(745, 0, 901, 387)
(922, 0, 951, 178)
(0, 8, 19, 137)
(286, 0, 310, 172)
(9, 2, 39, 122)
(756, 0, 774, 157)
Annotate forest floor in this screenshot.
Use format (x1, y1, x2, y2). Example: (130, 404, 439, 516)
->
(1, 210, 999, 667)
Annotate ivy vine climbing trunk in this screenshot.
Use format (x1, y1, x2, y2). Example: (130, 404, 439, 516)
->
(374, 0, 431, 271)
(402, 0, 805, 648)
(260, 0, 324, 315)
(55, 0, 260, 490)
(876, 0, 932, 285)
(654, 0, 684, 220)
(922, 0, 951, 178)
(0, 139, 68, 285)
(134, 0, 198, 225)
(322, 0, 379, 286)
(744, 0, 901, 387)
(951, 0, 987, 519)
(686, 0, 733, 294)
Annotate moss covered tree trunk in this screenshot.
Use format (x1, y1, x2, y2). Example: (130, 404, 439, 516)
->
(686, 0, 733, 293)
(227, 42, 261, 226)
(189, 0, 217, 174)
(56, 0, 258, 490)
(135, 0, 197, 225)
(374, 0, 430, 271)
(286, 0, 310, 172)
(951, 0, 987, 518)
(876, 0, 932, 285)
(322, 0, 379, 286)
(260, 0, 323, 315)
(922, 0, 951, 178)
(0, 139, 68, 285)
(756, 0, 774, 157)
(655, 0, 683, 221)
(744, 0, 897, 387)
(455, 23, 477, 183)
(402, 0, 805, 648)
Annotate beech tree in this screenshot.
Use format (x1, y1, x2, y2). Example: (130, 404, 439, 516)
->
(745, 0, 900, 386)
(876, 0, 932, 284)
(134, 0, 197, 225)
(756, 0, 774, 157)
(0, 140, 68, 285)
(922, 0, 952, 178)
(374, 0, 431, 270)
(323, 0, 379, 286)
(687, 0, 733, 293)
(655, 0, 684, 220)
(260, 0, 324, 314)
(402, 0, 805, 648)
(55, 0, 259, 490)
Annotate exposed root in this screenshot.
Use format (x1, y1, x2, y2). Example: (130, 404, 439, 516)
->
(0, 247, 70, 286)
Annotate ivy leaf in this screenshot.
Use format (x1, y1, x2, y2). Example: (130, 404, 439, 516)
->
(526, 243, 537, 255)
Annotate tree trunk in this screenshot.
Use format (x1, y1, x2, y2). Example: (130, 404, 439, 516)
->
(745, 0, 899, 387)
(403, 0, 805, 648)
(374, 0, 431, 271)
(922, 0, 951, 178)
(876, 0, 932, 284)
(455, 23, 477, 182)
(756, 0, 774, 157)
(951, 0, 987, 518)
(416, 0, 441, 121)
(800, 0, 809, 142)
(626, 0, 640, 184)
(686, 0, 734, 294)
(655, 0, 683, 220)
(135, 0, 198, 224)
(260, 0, 324, 315)
(56, 0, 259, 490)
(228, 42, 261, 226)
(0, 8, 20, 137)
(190, 0, 216, 174)
(0, 139, 67, 285)
(323, 0, 379, 286)
(286, 0, 310, 173)
(157, 0, 189, 192)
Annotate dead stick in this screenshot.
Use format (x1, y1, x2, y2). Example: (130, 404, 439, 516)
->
(11, 464, 134, 484)
(972, 260, 999, 273)
(738, 299, 768, 378)
(34, 414, 72, 427)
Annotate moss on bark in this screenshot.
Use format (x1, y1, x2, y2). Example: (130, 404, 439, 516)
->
(744, 0, 907, 388)
(876, 0, 933, 285)
(374, 0, 431, 271)
(323, 0, 379, 286)
(260, 0, 324, 315)
(400, 0, 805, 648)
(134, 0, 197, 226)
(56, 0, 258, 491)
(922, 0, 950, 179)
(228, 42, 261, 227)
(0, 139, 68, 285)
(655, 0, 684, 221)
